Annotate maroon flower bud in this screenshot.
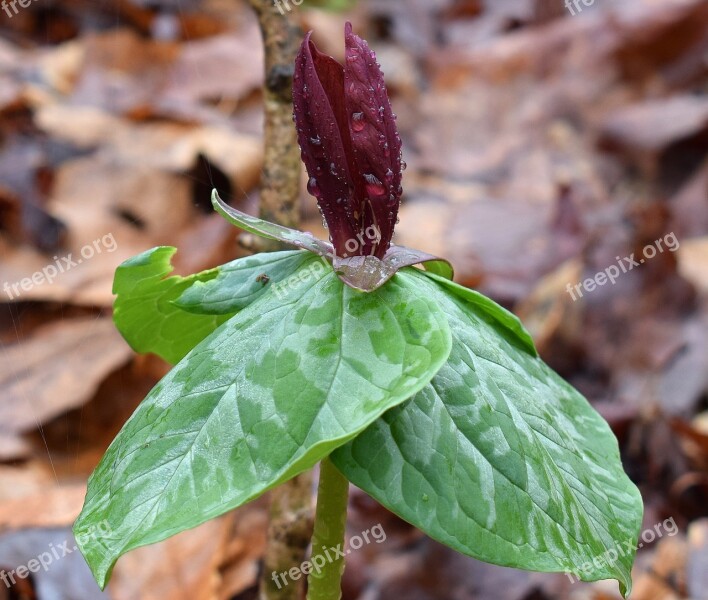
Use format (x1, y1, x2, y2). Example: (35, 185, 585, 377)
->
(293, 22, 402, 259)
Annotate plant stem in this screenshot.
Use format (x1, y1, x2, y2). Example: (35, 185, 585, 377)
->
(307, 458, 350, 600)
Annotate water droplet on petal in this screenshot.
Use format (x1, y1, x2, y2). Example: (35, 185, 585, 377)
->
(307, 177, 320, 197)
(364, 174, 386, 197)
(385, 168, 394, 181)
(401, 160, 407, 171)
(329, 162, 337, 175)
(352, 112, 365, 132)
(310, 135, 321, 146)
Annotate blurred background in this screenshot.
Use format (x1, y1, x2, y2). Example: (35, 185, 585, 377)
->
(0, 0, 707, 598)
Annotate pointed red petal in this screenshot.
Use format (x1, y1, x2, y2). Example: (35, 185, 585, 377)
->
(343, 22, 402, 258)
(293, 33, 358, 257)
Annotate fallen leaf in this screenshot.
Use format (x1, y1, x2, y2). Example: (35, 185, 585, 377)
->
(0, 318, 132, 433)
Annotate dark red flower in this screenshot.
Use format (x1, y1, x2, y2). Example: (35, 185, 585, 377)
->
(293, 22, 403, 259)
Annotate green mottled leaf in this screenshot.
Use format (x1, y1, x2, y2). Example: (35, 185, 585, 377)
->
(112, 247, 233, 364)
(74, 268, 452, 588)
(421, 271, 537, 356)
(176, 249, 319, 315)
(419, 259, 454, 280)
(332, 269, 643, 596)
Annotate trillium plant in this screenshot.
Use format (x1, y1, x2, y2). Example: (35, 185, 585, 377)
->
(75, 23, 643, 598)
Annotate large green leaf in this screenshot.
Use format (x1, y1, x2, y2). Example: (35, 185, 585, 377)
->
(332, 270, 643, 596)
(75, 268, 452, 588)
(112, 247, 232, 364)
(176, 249, 319, 315)
(421, 271, 537, 357)
(113, 248, 318, 363)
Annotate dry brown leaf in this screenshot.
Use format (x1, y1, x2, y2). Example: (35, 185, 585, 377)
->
(0, 432, 31, 463)
(0, 463, 55, 503)
(218, 503, 268, 600)
(687, 519, 708, 598)
(0, 317, 132, 433)
(161, 29, 264, 108)
(677, 237, 708, 296)
(0, 484, 86, 531)
(672, 159, 708, 239)
(110, 516, 231, 600)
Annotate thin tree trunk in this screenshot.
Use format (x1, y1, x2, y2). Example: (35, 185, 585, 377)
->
(245, 2, 313, 600)
(245, 0, 302, 251)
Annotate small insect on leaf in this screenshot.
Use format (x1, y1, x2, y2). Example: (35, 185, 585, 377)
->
(256, 273, 270, 286)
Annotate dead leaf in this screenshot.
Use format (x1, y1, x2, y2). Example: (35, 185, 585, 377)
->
(0, 318, 132, 433)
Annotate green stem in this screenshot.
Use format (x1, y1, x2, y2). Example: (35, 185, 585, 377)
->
(307, 457, 349, 600)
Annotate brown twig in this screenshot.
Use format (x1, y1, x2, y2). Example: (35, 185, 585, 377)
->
(244, 0, 303, 253)
(260, 473, 315, 600)
(245, 2, 313, 599)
